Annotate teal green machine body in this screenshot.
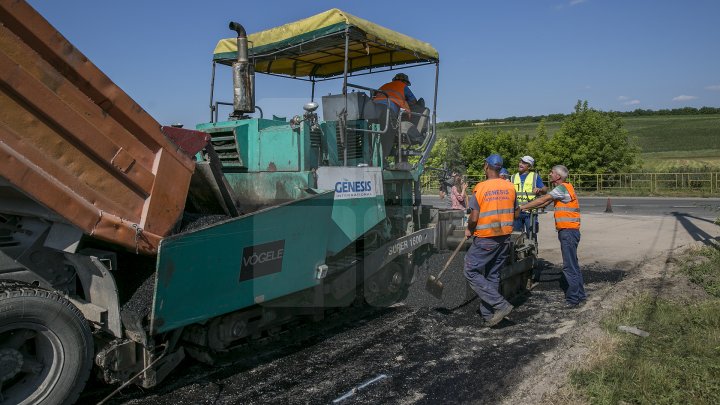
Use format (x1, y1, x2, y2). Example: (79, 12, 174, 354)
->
(151, 117, 391, 333)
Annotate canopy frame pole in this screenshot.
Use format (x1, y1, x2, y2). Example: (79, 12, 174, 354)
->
(419, 61, 440, 167)
(209, 61, 217, 122)
(342, 27, 350, 166)
(311, 79, 316, 102)
(432, 61, 439, 131)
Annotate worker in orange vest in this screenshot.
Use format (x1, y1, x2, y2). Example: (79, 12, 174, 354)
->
(372, 73, 426, 161)
(464, 154, 519, 327)
(372, 72, 418, 115)
(518, 164, 586, 308)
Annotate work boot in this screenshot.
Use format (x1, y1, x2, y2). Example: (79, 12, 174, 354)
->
(487, 304, 513, 327)
(474, 309, 492, 328)
(560, 300, 586, 310)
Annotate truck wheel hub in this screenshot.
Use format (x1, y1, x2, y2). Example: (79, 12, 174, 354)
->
(0, 348, 24, 382)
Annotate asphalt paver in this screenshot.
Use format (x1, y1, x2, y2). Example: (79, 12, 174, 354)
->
(89, 249, 625, 404)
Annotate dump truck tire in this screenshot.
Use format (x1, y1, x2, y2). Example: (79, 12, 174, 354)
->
(0, 283, 93, 405)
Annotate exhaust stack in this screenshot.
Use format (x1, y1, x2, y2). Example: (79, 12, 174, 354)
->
(229, 21, 254, 117)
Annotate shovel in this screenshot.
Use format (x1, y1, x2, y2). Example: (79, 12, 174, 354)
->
(425, 236, 469, 299)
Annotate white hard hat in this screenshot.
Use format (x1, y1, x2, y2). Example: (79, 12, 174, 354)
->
(520, 155, 535, 166)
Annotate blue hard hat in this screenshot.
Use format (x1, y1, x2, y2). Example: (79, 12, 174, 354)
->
(484, 154, 503, 170)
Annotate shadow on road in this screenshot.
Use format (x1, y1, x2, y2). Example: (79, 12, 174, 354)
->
(534, 262, 627, 286)
(671, 211, 720, 248)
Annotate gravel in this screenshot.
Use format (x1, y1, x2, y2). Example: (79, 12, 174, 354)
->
(119, 273, 156, 321)
(179, 214, 230, 233)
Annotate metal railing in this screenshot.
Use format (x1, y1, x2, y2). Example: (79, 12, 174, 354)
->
(421, 172, 720, 194)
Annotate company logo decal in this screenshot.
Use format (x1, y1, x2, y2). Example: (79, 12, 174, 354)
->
(316, 167, 383, 200)
(334, 180, 373, 198)
(239, 240, 285, 282)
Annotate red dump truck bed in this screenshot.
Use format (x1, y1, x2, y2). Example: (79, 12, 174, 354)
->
(0, 0, 205, 255)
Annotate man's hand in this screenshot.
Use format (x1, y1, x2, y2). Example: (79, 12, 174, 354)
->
(534, 186, 548, 195)
(464, 228, 472, 238)
(523, 193, 553, 211)
(513, 205, 522, 219)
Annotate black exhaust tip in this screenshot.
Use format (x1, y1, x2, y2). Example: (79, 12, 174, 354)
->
(228, 21, 246, 37)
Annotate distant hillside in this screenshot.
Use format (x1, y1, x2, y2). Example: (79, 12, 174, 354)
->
(437, 106, 720, 129)
(438, 114, 720, 171)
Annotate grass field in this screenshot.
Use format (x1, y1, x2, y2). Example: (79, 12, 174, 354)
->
(570, 247, 720, 404)
(438, 114, 720, 171)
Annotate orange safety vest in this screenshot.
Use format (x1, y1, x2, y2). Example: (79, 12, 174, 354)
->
(472, 178, 516, 238)
(373, 80, 411, 113)
(554, 182, 581, 230)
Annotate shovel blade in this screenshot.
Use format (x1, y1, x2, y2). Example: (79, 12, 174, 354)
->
(425, 275, 444, 299)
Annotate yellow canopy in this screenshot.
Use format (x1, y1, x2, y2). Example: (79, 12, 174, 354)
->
(213, 9, 439, 78)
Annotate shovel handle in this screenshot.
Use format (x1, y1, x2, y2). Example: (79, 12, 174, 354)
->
(435, 236, 469, 280)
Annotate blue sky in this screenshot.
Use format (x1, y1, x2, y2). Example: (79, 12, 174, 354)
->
(27, 0, 720, 127)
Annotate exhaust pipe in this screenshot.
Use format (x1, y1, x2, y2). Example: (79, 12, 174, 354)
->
(229, 21, 254, 117)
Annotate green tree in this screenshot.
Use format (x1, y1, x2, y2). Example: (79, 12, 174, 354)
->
(542, 101, 639, 173)
(444, 132, 466, 172)
(460, 128, 524, 177)
(415, 133, 466, 172)
(418, 136, 447, 169)
(527, 118, 550, 173)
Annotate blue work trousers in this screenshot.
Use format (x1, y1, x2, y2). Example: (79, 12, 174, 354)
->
(513, 211, 538, 239)
(558, 229, 586, 305)
(464, 235, 512, 321)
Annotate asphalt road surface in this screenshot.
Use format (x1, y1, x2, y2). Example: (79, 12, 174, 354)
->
(424, 195, 720, 219)
(87, 198, 719, 405)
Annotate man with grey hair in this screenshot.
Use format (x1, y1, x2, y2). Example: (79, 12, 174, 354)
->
(517, 165, 585, 308)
